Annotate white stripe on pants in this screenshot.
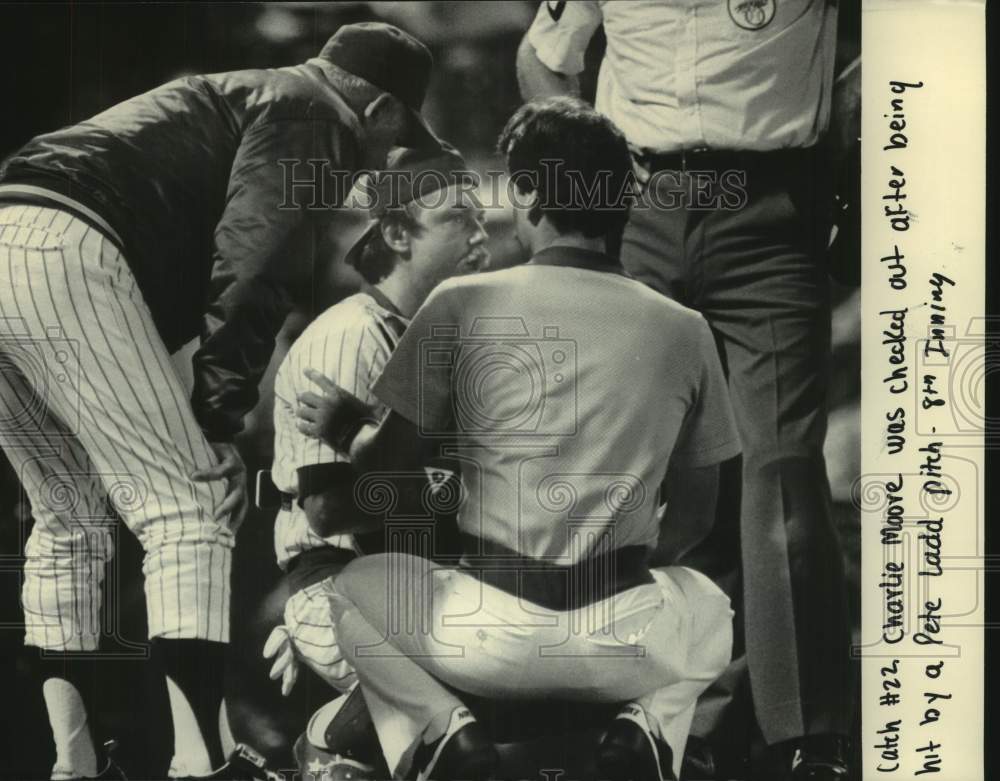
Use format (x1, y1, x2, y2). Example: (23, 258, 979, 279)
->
(330, 553, 733, 778)
(0, 204, 234, 649)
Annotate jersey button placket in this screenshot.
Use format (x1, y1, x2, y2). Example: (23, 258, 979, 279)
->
(677, 4, 702, 149)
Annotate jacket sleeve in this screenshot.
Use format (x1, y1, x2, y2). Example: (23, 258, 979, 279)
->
(191, 114, 359, 441)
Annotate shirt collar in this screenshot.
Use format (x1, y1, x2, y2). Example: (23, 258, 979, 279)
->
(528, 245, 628, 276)
(361, 282, 409, 323)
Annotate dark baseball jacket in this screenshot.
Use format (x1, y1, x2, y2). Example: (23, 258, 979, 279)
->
(0, 60, 364, 441)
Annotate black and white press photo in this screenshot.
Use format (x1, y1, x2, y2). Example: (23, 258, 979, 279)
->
(0, 2, 987, 781)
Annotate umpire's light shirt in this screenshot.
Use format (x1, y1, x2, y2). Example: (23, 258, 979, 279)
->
(372, 247, 740, 562)
(527, 0, 837, 153)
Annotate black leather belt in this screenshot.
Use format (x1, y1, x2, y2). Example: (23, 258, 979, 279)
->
(285, 546, 358, 593)
(642, 145, 817, 174)
(459, 537, 654, 612)
(279, 490, 387, 560)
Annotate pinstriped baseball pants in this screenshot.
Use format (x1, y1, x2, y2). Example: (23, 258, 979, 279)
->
(283, 578, 358, 691)
(0, 204, 234, 650)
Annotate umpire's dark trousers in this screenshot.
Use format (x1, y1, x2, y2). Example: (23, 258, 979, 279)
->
(620, 148, 852, 746)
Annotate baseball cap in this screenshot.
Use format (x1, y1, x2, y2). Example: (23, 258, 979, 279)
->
(318, 22, 436, 148)
(344, 143, 478, 272)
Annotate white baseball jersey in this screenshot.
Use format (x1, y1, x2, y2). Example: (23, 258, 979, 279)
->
(271, 291, 408, 568)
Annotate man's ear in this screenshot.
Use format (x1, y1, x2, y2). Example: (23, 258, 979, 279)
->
(524, 189, 544, 227)
(380, 218, 410, 255)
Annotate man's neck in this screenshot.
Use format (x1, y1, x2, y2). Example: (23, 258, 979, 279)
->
(375, 273, 421, 319)
(531, 233, 606, 257)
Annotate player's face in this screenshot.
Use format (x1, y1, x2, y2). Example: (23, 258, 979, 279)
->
(408, 184, 489, 288)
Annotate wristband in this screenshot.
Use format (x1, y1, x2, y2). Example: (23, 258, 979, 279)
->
(331, 415, 378, 454)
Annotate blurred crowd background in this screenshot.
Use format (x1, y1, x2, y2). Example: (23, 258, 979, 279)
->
(0, 3, 859, 778)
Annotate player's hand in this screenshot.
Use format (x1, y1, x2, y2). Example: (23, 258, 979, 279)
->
(628, 144, 651, 191)
(190, 441, 249, 528)
(263, 625, 299, 697)
(296, 368, 376, 448)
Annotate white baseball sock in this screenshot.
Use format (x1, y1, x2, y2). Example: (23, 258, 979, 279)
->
(42, 677, 98, 778)
(165, 675, 214, 777)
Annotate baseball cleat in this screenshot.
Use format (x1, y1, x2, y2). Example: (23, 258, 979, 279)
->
(790, 735, 849, 781)
(595, 703, 676, 781)
(679, 735, 716, 781)
(409, 707, 498, 781)
(169, 743, 285, 780)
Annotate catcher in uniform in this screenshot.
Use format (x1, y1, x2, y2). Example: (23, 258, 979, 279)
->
(0, 23, 436, 779)
(263, 145, 488, 746)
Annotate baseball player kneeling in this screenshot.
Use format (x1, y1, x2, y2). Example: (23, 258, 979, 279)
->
(263, 145, 487, 752)
(298, 99, 740, 781)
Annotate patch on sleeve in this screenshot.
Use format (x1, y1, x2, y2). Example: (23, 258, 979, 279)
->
(727, 0, 776, 31)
